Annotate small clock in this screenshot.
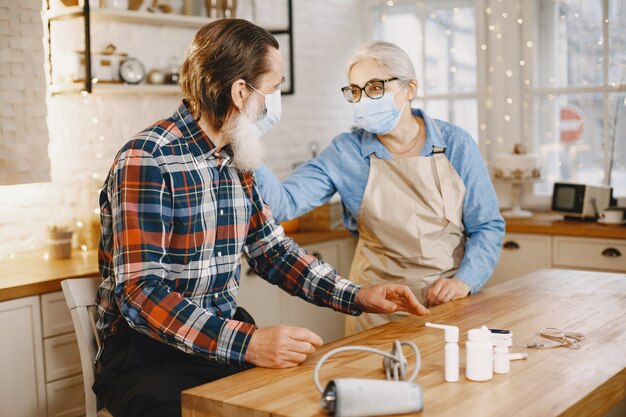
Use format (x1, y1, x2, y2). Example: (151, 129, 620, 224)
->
(119, 57, 146, 84)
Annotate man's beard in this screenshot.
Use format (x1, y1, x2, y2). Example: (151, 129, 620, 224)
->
(224, 99, 266, 173)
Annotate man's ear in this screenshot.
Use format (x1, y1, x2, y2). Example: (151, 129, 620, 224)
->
(231, 79, 249, 110)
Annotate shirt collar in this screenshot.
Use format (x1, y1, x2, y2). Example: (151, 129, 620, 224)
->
(359, 108, 447, 159)
(172, 100, 233, 162)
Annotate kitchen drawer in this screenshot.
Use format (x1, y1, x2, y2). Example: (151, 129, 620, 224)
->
(553, 236, 626, 272)
(487, 233, 552, 287)
(41, 291, 73, 338)
(45, 374, 85, 417)
(43, 332, 81, 382)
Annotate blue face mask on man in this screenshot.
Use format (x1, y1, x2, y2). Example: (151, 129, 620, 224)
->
(240, 83, 281, 138)
(353, 86, 407, 134)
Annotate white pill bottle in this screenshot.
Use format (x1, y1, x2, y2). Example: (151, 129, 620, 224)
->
(466, 325, 493, 381)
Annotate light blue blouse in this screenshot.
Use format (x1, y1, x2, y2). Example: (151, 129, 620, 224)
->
(255, 108, 505, 293)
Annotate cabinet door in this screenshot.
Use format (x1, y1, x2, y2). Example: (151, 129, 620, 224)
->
(237, 260, 283, 327)
(553, 236, 626, 272)
(278, 240, 347, 343)
(487, 233, 552, 287)
(0, 296, 46, 417)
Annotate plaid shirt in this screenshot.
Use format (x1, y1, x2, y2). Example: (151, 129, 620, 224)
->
(96, 101, 361, 366)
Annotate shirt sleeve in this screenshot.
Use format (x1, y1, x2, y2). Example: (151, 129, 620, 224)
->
(448, 132, 505, 293)
(109, 147, 255, 366)
(243, 178, 362, 315)
(253, 143, 340, 221)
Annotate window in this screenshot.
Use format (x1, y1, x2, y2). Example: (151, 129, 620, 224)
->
(373, 0, 626, 202)
(373, 0, 480, 141)
(525, 0, 626, 197)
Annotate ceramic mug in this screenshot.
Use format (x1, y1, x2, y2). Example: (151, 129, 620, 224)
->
(600, 209, 623, 223)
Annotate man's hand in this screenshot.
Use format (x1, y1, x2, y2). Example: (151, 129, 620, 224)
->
(427, 277, 470, 307)
(355, 283, 429, 316)
(244, 325, 323, 368)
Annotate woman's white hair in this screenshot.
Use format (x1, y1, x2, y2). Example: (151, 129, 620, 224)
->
(346, 40, 416, 81)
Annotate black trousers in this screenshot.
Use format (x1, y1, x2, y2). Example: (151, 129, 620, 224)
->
(93, 308, 255, 417)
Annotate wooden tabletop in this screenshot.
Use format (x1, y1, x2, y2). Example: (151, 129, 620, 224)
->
(505, 212, 626, 239)
(0, 229, 353, 302)
(182, 269, 626, 417)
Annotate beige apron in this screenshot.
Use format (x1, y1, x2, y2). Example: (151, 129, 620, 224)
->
(349, 142, 467, 334)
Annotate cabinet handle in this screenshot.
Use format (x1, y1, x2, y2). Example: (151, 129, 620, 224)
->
(503, 241, 520, 250)
(601, 247, 622, 258)
(312, 251, 323, 261)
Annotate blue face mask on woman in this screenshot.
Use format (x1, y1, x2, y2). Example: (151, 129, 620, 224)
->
(353, 87, 407, 134)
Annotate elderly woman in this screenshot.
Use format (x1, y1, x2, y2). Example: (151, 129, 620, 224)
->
(255, 41, 505, 332)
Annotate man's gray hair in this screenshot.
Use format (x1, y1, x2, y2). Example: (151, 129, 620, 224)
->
(346, 40, 416, 81)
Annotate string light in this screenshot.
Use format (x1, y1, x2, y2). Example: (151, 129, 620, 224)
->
(386, 0, 393, 6)
(519, 60, 526, 66)
(507, 98, 513, 104)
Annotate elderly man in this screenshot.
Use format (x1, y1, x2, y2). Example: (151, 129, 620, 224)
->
(93, 19, 428, 417)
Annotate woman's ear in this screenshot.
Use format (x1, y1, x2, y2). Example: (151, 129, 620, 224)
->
(406, 79, 418, 101)
(231, 79, 249, 110)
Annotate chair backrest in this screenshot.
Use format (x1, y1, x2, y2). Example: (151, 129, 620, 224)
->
(61, 277, 102, 417)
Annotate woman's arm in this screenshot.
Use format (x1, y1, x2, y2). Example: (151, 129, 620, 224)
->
(254, 142, 342, 221)
(450, 132, 505, 293)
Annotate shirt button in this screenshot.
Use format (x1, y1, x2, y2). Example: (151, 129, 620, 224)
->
(214, 293, 219, 299)
(214, 151, 221, 157)
(220, 209, 224, 215)
(217, 251, 222, 257)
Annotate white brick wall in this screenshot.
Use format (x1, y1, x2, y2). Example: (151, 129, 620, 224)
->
(0, 0, 50, 186)
(0, 0, 369, 257)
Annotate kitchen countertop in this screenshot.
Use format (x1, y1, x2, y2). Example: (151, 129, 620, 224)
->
(0, 229, 353, 302)
(2, 212, 624, 303)
(182, 269, 626, 417)
(504, 212, 626, 239)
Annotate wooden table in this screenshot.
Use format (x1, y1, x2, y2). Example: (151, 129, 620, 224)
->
(182, 269, 626, 417)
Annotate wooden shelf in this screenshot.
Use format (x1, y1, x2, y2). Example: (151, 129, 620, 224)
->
(49, 83, 182, 95)
(46, 7, 287, 31)
(46, 6, 216, 28)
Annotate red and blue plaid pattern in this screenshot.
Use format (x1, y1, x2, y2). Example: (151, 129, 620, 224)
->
(96, 101, 361, 365)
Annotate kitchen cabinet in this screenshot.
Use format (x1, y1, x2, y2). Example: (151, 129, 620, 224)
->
(40, 291, 84, 417)
(236, 237, 357, 342)
(0, 296, 46, 417)
(488, 233, 626, 287)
